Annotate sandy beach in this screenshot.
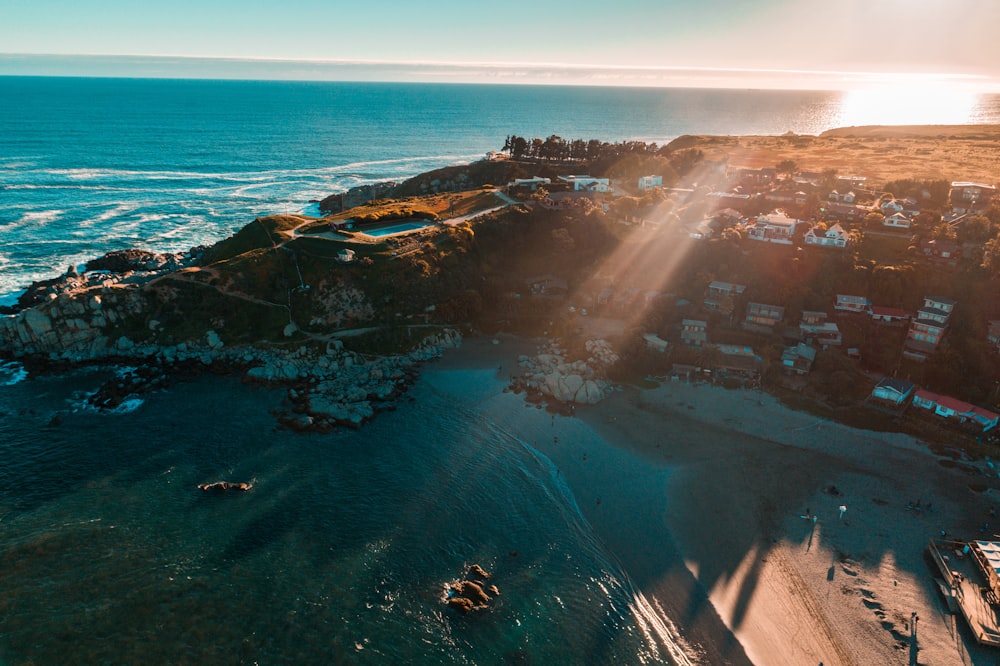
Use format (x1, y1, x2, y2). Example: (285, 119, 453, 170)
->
(425, 336, 1000, 665)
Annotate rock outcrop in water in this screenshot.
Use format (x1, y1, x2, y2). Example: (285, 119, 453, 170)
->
(444, 564, 499, 613)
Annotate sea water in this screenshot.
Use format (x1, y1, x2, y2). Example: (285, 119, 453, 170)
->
(3, 77, 1000, 663)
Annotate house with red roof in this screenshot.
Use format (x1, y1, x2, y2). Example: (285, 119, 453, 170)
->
(870, 306, 910, 326)
(912, 390, 999, 432)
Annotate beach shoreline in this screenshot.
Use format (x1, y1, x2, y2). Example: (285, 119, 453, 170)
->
(428, 335, 1000, 665)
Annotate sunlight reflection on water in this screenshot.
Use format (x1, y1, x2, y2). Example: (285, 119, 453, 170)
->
(832, 85, 985, 127)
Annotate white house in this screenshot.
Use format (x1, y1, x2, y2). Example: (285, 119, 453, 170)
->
(509, 177, 551, 191)
(804, 223, 848, 248)
(558, 175, 612, 192)
(883, 212, 912, 229)
(746, 213, 798, 245)
(872, 377, 915, 405)
(881, 199, 905, 214)
(638, 175, 663, 190)
(336, 248, 357, 263)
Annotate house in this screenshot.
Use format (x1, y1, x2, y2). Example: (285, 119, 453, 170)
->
(837, 175, 867, 189)
(950, 181, 996, 213)
(509, 176, 551, 191)
(781, 342, 817, 375)
(989, 320, 1000, 353)
(799, 321, 842, 347)
(827, 190, 856, 204)
(638, 175, 663, 191)
(730, 166, 776, 185)
(801, 310, 828, 325)
(883, 212, 912, 229)
(336, 248, 356, 263)
(905, 296, 955, 357)
(912, 390, 999, 432)
(680, 319, 708, 347)
(745, 302, 785, 328)
(804, 223, 849, 248)
(872, 377, 915, 405)
(558, 175, 612, 192)
(920, 239, 961, 265)
(643, 333, 669, 353)
(835, 294, 871, 314)
(870, 306, 910, 325)
(704, 281, 746, 313)
(881, 199, 905, 214)
(824, 201, 866, 222)
(715, 344, 763, 379)
(746, 213, 798, 245)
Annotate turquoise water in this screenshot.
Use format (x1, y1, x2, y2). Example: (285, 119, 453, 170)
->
(0, 364, 695, 664)
(363, 220, 433, 237)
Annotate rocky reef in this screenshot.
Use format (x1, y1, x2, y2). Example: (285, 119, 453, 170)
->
(0, 244, 462, 429)
(444, 564, 500, 613)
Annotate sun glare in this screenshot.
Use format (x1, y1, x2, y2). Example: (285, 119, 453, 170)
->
(835, 83, 980, 127)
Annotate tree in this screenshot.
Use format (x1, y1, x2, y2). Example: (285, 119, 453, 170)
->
(983, 231, 1000, 277)
(776, 159, 797, 179)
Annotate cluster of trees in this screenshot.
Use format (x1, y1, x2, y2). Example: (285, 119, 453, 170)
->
(502, 134, 675, 163)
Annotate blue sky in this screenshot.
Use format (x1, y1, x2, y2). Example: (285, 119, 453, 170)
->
(2, 0, 999, 90)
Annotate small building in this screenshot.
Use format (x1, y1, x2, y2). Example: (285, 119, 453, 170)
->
(800, 321, 842, 347)
(781, 342, 817, 375)
(745, 302, 785, 328)
(509, 176, 551, 191)
(643, 332, 669, 353)
(870, 306, 910, 325)
(872, 377, 915, 405)
(883, 212, 912, 229)
(804, 223, 849, 248)
(336, 248, 357, 263)
(835, 294, 871, 314)
(680, 319, 708, 347)
(715, 344, 763, 379)
(638, 175, 663, 190)
(801, 310, 828, 325)
(704, 281, 746, 313)
(558, 175, 612, 193)
(881, 199, 905, 214)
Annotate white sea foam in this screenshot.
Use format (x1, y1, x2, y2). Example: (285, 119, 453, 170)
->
(15, 210, 64, 226)
(0, 361, 28, 386)
(76, 203, 140, 228)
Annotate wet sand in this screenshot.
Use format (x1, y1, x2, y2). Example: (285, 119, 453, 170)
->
(427, 337, 1000, 665)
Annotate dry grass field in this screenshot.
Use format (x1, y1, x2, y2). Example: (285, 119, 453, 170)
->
(678, 124, 1000, 185)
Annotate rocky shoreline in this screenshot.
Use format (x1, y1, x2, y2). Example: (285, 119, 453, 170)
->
(0, 248, 462, 430)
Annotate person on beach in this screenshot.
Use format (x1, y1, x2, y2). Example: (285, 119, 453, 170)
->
(838, 505, 847, 520)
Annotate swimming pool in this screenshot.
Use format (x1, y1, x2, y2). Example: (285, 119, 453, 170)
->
(362, 220, 432, 237)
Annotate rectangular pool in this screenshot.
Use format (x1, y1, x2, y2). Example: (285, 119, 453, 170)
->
(362, 220, 432, 237)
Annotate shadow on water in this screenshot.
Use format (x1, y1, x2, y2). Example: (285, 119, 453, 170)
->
(218, 497, 301, 564)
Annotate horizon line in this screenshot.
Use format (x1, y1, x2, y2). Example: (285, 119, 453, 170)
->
(2, 53, 998, 92)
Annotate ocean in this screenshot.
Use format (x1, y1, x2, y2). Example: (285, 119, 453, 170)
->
(2, 77, 1000, 664)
